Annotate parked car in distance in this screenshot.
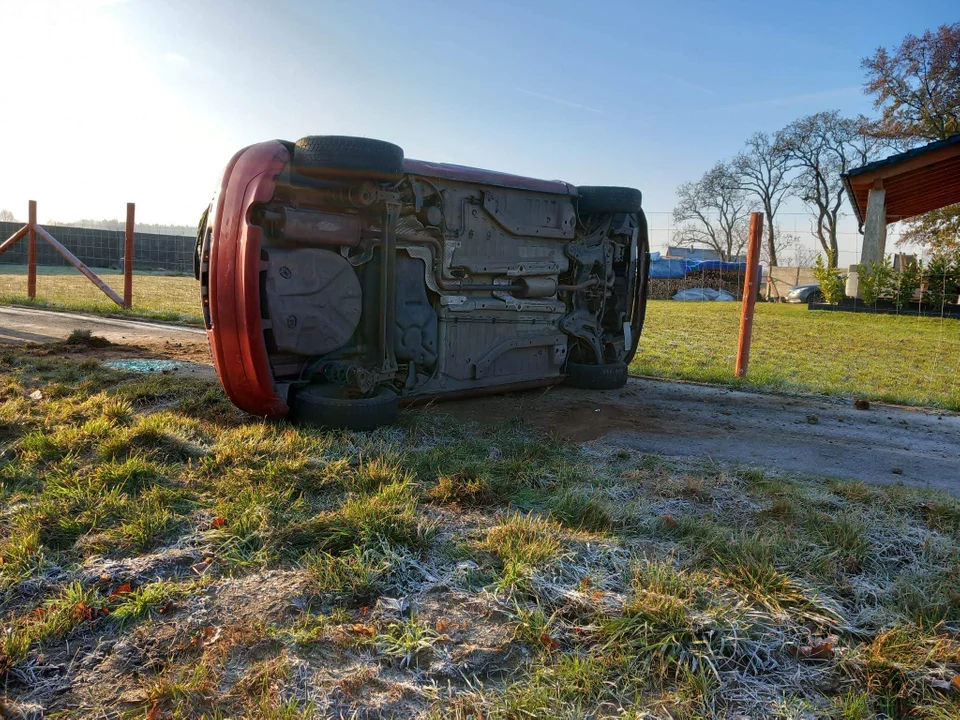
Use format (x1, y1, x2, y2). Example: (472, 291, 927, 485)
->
(785, 283, 825, 303)
(198, 135, 649, 429)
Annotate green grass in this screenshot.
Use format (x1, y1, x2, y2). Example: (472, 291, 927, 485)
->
(632, 301, 960, 410)
(1, 344, 959, 718)
(0, 265, 201, 324)
(2, 272, 958, 408)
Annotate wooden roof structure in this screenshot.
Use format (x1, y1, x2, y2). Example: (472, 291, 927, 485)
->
(843, 134, 960, 226)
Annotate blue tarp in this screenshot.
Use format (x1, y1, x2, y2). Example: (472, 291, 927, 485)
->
(649, 252, 755, 279)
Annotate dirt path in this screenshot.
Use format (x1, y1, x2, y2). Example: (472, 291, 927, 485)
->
(440, 381, 960, 495)
(0, 305, 214, 378)
(2, 305, 957, 493)
(0, 306, 206, 345)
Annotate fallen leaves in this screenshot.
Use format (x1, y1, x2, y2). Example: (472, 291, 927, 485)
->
(73, 601, 109, 622)
(190, 560, 213, 575)
(539, 633, 560, 651)
(183, 625, 222, 653)
(349, 623, 376, 638)
(792, 636, 837, 661)
(108, 583, 133, 600)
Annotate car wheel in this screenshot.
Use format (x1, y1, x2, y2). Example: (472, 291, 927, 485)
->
(293, 135, 404, 179)
(577, 186, 643, 214)
(809, 290, 825, 304)
(564, 361, 629, 390)
(289, 384, 398, 430)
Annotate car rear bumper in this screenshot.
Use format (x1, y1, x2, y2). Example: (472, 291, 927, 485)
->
(204, 140, 290, 418)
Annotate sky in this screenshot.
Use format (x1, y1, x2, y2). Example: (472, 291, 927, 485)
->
(0, 0, 954, 259)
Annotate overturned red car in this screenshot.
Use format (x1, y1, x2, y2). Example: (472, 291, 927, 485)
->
(196, 136, 649, 429)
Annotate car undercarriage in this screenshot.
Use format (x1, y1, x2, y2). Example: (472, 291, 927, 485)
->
(198, 136, 649, 428)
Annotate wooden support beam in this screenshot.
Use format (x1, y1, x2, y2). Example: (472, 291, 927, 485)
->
(0, 224, 28, 257)
(35, 225, 124, 306)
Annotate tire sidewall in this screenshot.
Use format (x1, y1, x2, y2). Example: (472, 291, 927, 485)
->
(564, 362, 628, 390)
(290, 385, 398, 430)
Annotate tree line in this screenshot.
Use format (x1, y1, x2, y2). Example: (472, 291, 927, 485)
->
(673, 23, 959, 267)
(0, 211, 194, 237)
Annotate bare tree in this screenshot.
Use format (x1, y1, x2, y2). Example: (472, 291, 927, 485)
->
(861, 22, 960, 143)
(672, 163, 754, 262)
(778, 232, 819, 267)
(731, 132, 794, 266)
(0, 209, 16, 222)
(862, 23, 960, 251)
(759, 225, 795, 266)
(776, 111, 879, 266)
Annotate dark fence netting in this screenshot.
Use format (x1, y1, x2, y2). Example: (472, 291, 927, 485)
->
(0, 221, 194, 274)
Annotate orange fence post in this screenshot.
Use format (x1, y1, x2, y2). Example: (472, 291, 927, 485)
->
(735, 212, 763, 378)
(27, 200, 37, 299)
(124, 202, 135, 308)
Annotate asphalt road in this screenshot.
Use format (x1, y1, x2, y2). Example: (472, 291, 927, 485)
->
(2, 305, 957, 494)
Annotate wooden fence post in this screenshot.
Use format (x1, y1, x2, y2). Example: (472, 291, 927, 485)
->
(27, 200, 37, 299)
(735, 212, 763, 378)
(124, 203, 135, 308)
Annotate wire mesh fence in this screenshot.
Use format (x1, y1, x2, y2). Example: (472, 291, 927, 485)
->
(637, 211, 960, 411)
(1, 209, 957, 410)
(0, 219, 199, 322)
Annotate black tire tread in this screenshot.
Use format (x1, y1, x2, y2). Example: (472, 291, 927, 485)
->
(577, 186, 643, 214)
(290, 384, 398, 430)
(564, 361, 629, 390)
(293, 135, 404, 178)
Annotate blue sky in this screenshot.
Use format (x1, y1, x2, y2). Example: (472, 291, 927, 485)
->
(0, 0, 954, 246)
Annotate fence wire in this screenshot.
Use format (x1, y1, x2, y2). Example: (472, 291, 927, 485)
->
(637, 211, 959, 411)
(0, 219, 199, 322)
(1, 211, 957, 410)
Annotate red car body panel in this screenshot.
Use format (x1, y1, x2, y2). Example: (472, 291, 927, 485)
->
(403, 158, 575, 196)
(206, 140, 290, 418)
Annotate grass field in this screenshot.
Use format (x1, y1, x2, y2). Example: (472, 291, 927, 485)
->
(2, 268, 959, 409)
(633, 301, 960, 411)
(1, 341, 958, 718)
(0, 266, 201, 324)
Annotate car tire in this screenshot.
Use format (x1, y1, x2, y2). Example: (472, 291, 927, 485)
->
(293, 135, 404, 179)
(809, 290, 825, 304)
(564, 361, 629, 390)
(289, 384, 398, 430)
(577, 186, 643, 214)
